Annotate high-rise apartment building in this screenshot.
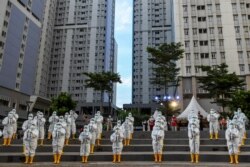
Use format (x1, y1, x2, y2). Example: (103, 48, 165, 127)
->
(131, 0, 174, 111)
(174, 0, 250, 110)
(128, 0, 250, 112)
(0, 0, 47, 117)
(42, 0, 117, 112)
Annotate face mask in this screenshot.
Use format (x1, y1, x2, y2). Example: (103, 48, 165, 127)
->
(28, 117, 33, 120)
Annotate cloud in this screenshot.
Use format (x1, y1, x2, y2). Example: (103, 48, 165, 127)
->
(120, 76, 132, 87)
(115, 1, 132, 32)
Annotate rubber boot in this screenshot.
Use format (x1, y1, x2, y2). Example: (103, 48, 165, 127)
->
(85, 156, 88, 163)
(158, 154, 162, 162)
(215, 133, 218, 140)
(3, 138, 7, 146)
(57, 154, 61, 164)
(81, 156, 84, 163)
(242, 139, 245, 146)
(244, 132, 247, 139)
(100, 133, 102, 139)
(127, 139, 130, 146)
(12, 133, 16, 139)
(97, 139, 100, 146)
(29, 156, 34, 164)
(210, 133, 213, 140)
(191, 154, 194, 163)
(73, 133, 76, 139)
(112, 154, 116, 163)
(124, 139, 127, 146)
(238, 146, 241, 153)
(48, 133, 51, 139)
(229, 155, 234, 164)
(195, 154, 199, 163)
(23, 145, 25, 154)
(154, 154, 158, 162)
(65, 139, 69, 145)
(235, 154, 239, 164)
(7, 138, 11, 146)
(91, 144, 94, 154)
(40, 139, 44, 146)
(117, 154, 121, 163)
(130, 133, 133, 139)
(53, 154, 57, 164)
(24, 156, 29, 164)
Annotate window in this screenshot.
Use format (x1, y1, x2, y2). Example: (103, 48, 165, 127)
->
(215, 4, 220, 10)
(249, 64, 250, 72)
(211, 52, 216, 59)
(236, 39, 241, 45)
(200, 53, 209, 59)
(208, 16, 213, 22)
(199, 28, 207, 34)
(193, 40, 198, 47)
(183, 5, 188, 12)
(246, 38, 250, 46)
(217, 16, 221, 23)
(221, 52, 225, 59)
(193, 28, 197, 35)
(200, 41, 208, 46)
(197, 5, 205, 10)
(207, 4, 212, 11)
(185, 41, 190, 48)
(184, 29, 189, 35)
(192, 17, 196, 24)
(186, 53, 190, 60)
(239, 64, 245, 72)
(198, 17, 206, 22)
(218, 27, 223, 34)
(186, 66, 191, 73)
(195, 66, 200, 73)
(232, 3, 237, 10)
(184, 17, 188, 23)
(247, 3, 250, 8)
(238, 51, 243, 59)
(210, 40, 215, 46)
(191, 5, 196, 11)
(235, 26, 240, 33)
(194, 53, 199, 60)
(233, 15, 238, 21)
(219, 39, 224, 46)
(209, 27, 214, 34)
(247, 51, 250, 58)
(243, 26, 248, 33)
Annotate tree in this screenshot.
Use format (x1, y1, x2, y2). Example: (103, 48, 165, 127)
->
(83, 71, 122, 113)
(50, 92, 76, 116)
(230, 90, 250, 119)
(147, 42, 184, 94)
(198, 63, 245, 112)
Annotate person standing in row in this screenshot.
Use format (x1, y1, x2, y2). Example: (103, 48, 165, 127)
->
(34, 111, 46, 145)
(79, 125, 92, 163)
(207, 109, 220, 140)
(151, 120, 164, 163)
(64, 112, 71, 145)
(69, 110, 78, 139)
(110, 126, 124, 163)
(48, 111, 58, 139)
(2, 111, 16, 146)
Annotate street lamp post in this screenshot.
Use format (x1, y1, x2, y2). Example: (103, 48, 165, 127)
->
(26, 101, 33, 118)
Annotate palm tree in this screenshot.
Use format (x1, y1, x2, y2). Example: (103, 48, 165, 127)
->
(83, 71, 122, 113)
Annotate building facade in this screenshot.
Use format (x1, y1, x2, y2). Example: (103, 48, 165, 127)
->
(43, 0, 117, 113)
(129, 0, 250, 113)
(174, 0, 250, 111)
(0, 0, 48, 118)
(132, 0, 174, 111)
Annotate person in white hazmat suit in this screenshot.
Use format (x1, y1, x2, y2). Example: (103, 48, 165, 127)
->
(22, 113, 35, 152)
(151, 120, 165, 163)
(12, 109, 19, 139)
(188, 121, 200, 163)
(64, 112, 71, 145)
(48, 111, 59, 139)
(232, 114, 244, 151)
(69, 110, 78, 139)
(236, 108, 248, 144)
(110, 126, 124, 163)
(226, 120, 240, 164)
(79, 125, 92, 163)
(106, 115, 113, 131)
(95, 111, 103, 145)
(88, 119, 97, 154)
(52, 122, 66, 164)
(207, 109, 220, 139)
(34, 111, 46, 145)
(122, 117, 131, 146)
(2, 111, 16, 146)
(23, 122, 39, 164)
(127, 112, 134, 139)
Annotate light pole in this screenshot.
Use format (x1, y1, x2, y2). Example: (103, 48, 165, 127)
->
(26, 101, 33, 118)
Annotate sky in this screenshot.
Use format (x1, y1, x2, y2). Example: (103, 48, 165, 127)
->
(114, 0, 133, 108)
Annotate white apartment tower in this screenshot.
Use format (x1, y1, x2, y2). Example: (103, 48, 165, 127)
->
(129, 0, 250, 112)
(35, 0, 116, 112)
(132, 0, 174, 107)
(174, 0, 250, 110)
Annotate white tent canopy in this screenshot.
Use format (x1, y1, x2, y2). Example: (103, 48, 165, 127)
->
(177, 96, 208, 119)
